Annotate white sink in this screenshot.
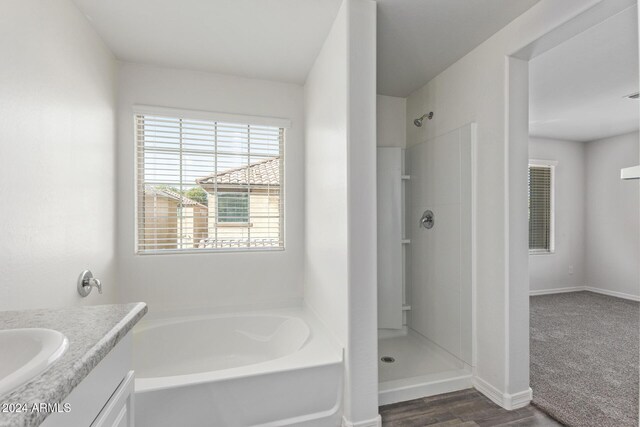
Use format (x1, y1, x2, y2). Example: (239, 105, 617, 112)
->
(0, 328, 69, 397)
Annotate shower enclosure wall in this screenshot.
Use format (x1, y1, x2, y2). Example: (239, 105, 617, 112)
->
(377, 123, 476, 405)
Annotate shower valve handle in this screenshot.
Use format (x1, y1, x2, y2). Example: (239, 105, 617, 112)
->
(77, 270, 103, 297)
(420, 210, 434, 229)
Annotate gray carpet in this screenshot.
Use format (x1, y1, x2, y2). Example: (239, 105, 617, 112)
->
(530, 291, 639, 427)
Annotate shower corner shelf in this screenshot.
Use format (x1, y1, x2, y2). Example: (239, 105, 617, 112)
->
(621, 165, 640, 180)
(402, 305, 411, 311)
(401, 175, 411, 180)
(401, 239, 411, 244)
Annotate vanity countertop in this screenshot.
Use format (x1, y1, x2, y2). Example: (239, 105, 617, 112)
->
(0, 302, 147, 427)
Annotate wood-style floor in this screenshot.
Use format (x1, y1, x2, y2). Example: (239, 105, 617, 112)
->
(380, 389, 563, 426)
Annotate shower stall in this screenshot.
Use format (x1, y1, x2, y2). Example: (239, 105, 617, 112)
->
(377, 122, 476, 405)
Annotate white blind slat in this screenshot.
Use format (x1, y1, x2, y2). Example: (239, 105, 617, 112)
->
(528, 165, 552, 252)
(136, 113, 285, 254)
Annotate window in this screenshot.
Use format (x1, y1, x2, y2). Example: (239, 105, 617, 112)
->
(528, 160, 556, 254)
(217, 193, 249, 224)
(136, 108, 285, 253)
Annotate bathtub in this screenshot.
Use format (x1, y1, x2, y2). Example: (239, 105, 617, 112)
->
(133, 308, 343, 427)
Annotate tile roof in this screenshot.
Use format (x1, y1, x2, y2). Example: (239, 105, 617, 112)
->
(144, 186, 207, 208)
(196, 157, 280, 187)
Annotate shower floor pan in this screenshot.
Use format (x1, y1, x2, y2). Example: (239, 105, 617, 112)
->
(378, 329, 472, 405)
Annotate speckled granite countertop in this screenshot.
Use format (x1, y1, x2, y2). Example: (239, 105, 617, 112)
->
(0, 303, 147, 427)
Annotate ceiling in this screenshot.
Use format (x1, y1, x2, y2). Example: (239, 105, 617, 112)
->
(376, 0, 541, 97)
(73, 0, 541, 96)
(530, 6, 639, 142)
(71, 0, 343, 84)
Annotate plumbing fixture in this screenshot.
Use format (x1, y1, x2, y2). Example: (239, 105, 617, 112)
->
(413, 112, 434, 127)
(77, 270, 102, 297)
(420, 210, 434, 229)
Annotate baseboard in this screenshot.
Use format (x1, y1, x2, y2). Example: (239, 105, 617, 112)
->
(472, 377, 532, 410)
(584, 286, 640, 302)
(529, 285, 640, 302)
(472, 377, 503, 407)
(341, 415, 381, 427)
(529, 286, 585, 296)
(506, 387, 533, 409)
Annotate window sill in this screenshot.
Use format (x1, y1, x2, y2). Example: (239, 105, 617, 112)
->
(529, 250, 555, 256)
(136, 246, 284, 256)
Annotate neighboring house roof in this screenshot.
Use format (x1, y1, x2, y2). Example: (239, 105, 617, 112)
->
(144, 186, 207, 208)
(196, 157, 280, 188)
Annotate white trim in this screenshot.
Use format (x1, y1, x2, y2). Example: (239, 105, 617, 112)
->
(473, 377, 532, 410)
(136, 247, 285, 256)
(132, 104, 292, 128)
(528, 249, 555, 256)
(470, 122, 478, 369)
(473, 376, 503, 408)
(529, 286, 586, 296)
(584, 286, 640, 302)
(529, 286, 640, 302)
(529, 159, 558, 167)
(528, 159, 556, 254)
(341, 415, 381, 427)
(506, 388, 533, 410)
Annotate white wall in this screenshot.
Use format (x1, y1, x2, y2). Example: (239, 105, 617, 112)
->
(304, 0, 378, 424)
(377, 95, 406, 148)
(346, 0, 378, 423)
(407, 125, 474, 365)
(529, 138, 586, 291)
(116, 62, 305, 312)
(586, 132, 639, 298)
(304, 0, 349, 348)
(528, 133, 639, 300)
(405, 0, 632, 405)
(0, 0, 117, 311)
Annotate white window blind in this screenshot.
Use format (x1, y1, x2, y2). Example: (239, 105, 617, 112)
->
(136, 113, 284, 254)
(528, 165, 553, 253)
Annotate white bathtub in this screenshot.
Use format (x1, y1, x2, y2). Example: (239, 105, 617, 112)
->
(133, 308, 343, 427)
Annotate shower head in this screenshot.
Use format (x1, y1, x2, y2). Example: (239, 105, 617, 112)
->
(414, 112, 434, 127)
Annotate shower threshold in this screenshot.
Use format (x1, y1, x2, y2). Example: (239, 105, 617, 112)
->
(378, 329, 472, 405)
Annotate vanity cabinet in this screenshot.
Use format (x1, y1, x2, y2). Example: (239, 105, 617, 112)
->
(92, 370, 134, 427)
(42, 334, 135, 427)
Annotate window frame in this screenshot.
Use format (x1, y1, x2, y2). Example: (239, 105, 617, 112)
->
(528, 159, 557, 255)
(133, 105, 289, 255)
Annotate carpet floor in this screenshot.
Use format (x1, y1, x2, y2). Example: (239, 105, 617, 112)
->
(530, 291, 639, 427)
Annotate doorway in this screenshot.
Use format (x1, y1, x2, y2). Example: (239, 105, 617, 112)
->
(509, 3, 640, 426)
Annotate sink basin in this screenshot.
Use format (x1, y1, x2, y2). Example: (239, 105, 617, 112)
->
(0, 328, 69, 397)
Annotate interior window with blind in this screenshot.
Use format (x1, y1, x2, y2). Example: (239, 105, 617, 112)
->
(528, 162, 554, 254)
(136, 112, 285, 253)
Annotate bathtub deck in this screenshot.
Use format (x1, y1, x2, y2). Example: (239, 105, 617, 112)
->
(133, 307, 343, 427)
